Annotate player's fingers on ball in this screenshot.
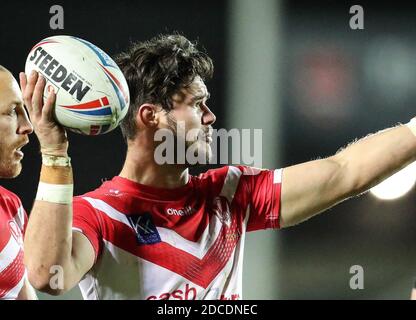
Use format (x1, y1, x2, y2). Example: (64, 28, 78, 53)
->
(19, 72, 27, 95)
(32, 74, 46, 114)
(23, 70, 38, 107)
(42, 87, 56, 121)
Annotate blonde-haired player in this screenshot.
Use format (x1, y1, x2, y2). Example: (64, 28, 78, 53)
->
(0, 65, 37, 299)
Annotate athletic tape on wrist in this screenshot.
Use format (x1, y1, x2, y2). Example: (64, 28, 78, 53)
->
(35, 182, 73, 204)
(42, 154, 71, 167)
(406, 118, 416, 137)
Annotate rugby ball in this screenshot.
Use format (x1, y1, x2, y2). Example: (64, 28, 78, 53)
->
(25, 35, 130, 135)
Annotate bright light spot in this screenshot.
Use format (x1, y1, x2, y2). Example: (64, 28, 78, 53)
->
(370, 162, 416, 200)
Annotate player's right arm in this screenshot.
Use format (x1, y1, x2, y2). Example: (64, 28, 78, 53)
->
(279, 121, 416, 228)
(21, 71, 95, 295)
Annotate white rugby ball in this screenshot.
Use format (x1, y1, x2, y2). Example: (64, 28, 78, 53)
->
(25, 35, 130, 135)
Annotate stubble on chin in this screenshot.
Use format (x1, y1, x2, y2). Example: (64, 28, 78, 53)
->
(164, 116, 212, 165)
(0, 159, 21, 179)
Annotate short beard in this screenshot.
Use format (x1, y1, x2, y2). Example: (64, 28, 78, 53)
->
(164, 112, 211, 166)
(0, 161, 21, 179)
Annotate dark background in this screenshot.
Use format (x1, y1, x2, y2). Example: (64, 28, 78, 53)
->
(1, 0, 416, 299)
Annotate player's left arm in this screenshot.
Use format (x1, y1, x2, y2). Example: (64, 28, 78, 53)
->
(280, 120, 416, 228)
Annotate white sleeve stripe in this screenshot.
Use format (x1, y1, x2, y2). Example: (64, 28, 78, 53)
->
(13, 206, 25, 231)
(72, 227, 84, 233)
(0, 236, 20, 273)
(273, 169, 282, 184)
(220, 166, 243, 202)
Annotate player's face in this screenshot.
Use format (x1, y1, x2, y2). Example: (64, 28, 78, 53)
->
(0, 71, 33, 178)
(160, 76, 216, 164)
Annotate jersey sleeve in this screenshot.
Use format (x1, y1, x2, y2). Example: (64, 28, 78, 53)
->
(17, 203, 27, 236)
(72, 197, 103, 261)
(0, 187, 28, 235)
(237, 166, 283, 232)
(13, 197, 27, 235)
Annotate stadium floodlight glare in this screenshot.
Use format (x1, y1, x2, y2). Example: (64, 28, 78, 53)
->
(370, 161, 416, 200)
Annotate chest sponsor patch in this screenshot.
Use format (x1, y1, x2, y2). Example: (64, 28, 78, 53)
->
(127, 213, 161, 245)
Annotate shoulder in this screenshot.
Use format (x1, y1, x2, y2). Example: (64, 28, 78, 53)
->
(73, 178, 127, 215)
(0, 186, 26, 229)
(74, 178, 116, 202)
(197, 165, 249, 184)
(0, 186, 22, 209)
(197, 166, 230, 182)
(193, 166, 246, 198)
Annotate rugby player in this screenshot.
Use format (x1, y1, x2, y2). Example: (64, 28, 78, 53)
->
(22, 35, 416, 299)
(0, 65, 37, 299)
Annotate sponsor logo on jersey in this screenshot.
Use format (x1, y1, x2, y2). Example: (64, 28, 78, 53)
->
(166, 206, 195, 216)
(146, 283, 197, 300)
(127, 213, 161, 245)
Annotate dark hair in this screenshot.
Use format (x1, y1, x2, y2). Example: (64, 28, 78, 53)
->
(115, 34, 214, 141)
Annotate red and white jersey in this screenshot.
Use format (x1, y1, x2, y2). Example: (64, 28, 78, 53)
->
(0, 186, 27, 300)
(73, 166, 282, 300)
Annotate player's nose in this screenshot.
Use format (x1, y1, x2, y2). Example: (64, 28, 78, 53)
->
(202, 105, 216, 126)
(17, 112, 33, 135)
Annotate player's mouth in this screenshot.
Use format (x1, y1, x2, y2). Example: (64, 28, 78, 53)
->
(203, 127, 213, 144)
(14, 140, 29, 159)
(14, 148, 24, 159)
(205, 134, 213, 144)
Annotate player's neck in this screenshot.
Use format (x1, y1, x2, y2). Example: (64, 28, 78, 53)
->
(119, 145, 189, 189)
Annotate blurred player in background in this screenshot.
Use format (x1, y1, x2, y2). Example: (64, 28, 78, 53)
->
(0, 65, 37, 299)
(22, 35, 416, 300)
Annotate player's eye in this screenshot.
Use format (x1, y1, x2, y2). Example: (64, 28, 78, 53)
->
(7, 106, 17, 117)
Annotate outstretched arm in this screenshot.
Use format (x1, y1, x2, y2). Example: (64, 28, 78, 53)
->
(280, 121, 416, 228)
(22, 71, 95, 295)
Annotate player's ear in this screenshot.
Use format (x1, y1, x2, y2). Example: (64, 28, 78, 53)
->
(137, 104, 159, 128)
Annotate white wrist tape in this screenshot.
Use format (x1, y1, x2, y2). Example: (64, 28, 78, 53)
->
(42, 154, 71, 167)
(35, 182, 73, 204)
(406, 118, 416, 137)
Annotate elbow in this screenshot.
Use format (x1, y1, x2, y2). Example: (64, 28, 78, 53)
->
(26, 267, 51, 292)
(26, 265, 69, 296)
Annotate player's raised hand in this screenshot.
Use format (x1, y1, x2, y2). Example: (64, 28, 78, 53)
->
(20, 70, 68, 156)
